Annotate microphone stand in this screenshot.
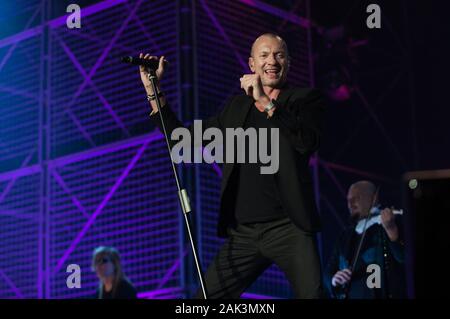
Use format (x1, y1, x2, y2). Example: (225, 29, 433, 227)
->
(147, 69, 207, 299)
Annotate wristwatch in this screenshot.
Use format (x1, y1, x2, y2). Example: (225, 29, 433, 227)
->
(264, 100, 276, 118)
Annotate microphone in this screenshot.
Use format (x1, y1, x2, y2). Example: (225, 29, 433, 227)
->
(120, 56, 168, 69)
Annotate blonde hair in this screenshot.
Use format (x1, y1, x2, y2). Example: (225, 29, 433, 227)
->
(92, 246, 126, 299)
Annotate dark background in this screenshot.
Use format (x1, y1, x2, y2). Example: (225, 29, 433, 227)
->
(0, 0, 448, 298)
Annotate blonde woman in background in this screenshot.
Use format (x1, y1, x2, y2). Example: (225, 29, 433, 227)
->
(92, 246, 137, 299)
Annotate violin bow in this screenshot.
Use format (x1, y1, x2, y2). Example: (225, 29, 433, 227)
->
(342, 186, 380, 299)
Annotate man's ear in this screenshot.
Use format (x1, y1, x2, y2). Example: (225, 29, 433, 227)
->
(248, 57, 255, 73)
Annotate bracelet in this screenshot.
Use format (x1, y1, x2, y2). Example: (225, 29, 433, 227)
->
(147, 91, 164, 101)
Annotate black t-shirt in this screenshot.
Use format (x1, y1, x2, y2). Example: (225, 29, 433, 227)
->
(98, 279, 137, 299)
(234, 105, 285, 224)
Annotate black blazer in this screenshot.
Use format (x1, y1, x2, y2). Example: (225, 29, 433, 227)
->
(150, 86, 325, 237)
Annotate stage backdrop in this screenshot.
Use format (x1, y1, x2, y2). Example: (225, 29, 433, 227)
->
(0, 0, 314, 298)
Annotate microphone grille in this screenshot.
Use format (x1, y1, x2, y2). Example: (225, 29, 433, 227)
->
(121, 56, 133, 63)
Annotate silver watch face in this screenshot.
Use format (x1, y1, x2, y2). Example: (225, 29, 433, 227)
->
(264, 101, 274, 112)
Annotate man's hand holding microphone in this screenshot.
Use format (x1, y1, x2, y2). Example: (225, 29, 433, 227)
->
(138, 53, 167, 115)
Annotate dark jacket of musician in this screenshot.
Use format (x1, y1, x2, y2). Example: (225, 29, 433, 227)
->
(149, 85, 325, 238)
(325, 214, 406, 299)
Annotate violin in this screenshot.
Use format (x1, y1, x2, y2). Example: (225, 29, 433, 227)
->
(339, 205, 403, 299)
(354, 207, 403, 234)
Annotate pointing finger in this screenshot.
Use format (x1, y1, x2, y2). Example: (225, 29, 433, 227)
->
(159, 55, 165, 69)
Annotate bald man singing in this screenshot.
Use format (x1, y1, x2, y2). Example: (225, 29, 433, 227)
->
(140, 33, 326, 298)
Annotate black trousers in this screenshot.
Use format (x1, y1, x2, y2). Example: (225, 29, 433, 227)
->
(196, 217, 322, 299)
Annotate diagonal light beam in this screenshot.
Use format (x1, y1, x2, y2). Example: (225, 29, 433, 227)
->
(0, 206, 37, 221)
(157, 246, 189, 289)
(321, 194, 347, 230)
(276, 0, 304, 32)
(0, 2, 41, 73)
(0, 149, 35, 204)
(124, 1, 163, 54)
(61, 0, 143, 116)
(0, 85, 38, 100)
(53, 136, 151, 274)
(239, 0, 309, 28)
(57, 35, 130, 137)
(354, 85, 408, 170)
(199, 0, 249, 71)
(332, 68, 405, 162)
(321, 159, 395, 183)
(51, 0, 143, 136)
(64, 108, 96, 147)
(320, 160, 347, 198)
(0, 269, 24, 298)
(51, 169, 89, 220)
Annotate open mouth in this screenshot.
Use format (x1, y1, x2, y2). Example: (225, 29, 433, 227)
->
(264, 69, 280, 77)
